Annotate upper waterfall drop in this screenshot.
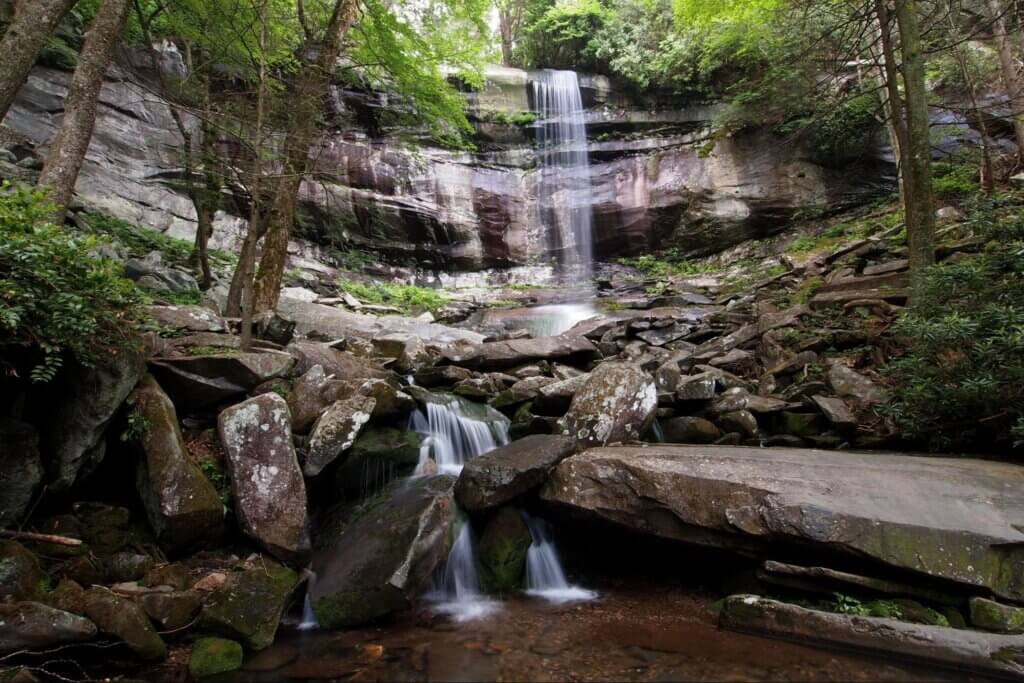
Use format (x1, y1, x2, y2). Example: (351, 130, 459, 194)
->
(532, 69, 595, 285)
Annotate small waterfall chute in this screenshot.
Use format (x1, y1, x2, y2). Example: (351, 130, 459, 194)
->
(523, 512, 596, 604)
(410, 395, 510, 477)
(426, 519, 499, 622)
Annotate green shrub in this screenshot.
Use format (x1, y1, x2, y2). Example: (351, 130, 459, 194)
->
(882, 198, 1024, 452)
(338, 279, 448, 314)
(0, 185, 143, 382)
(78, 211, 236, 272)
(932, 157, 979, 199)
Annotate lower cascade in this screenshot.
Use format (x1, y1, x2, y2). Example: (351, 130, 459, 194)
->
(426, 518, 500, 621)
(523, 512, 597, 604)
(411, 395, 510, 476)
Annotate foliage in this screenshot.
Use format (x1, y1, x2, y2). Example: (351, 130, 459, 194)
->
(517, 0, 610, 71)
(932, 155, 980, 199)
(476, 110, 538, 126)
(618, 253, 717, 278)
(79, 212, 235, 272)
(882, 195, 1024, 452)
(338, 279, 449, 314)
(121, 409, 151, 443)
(0, 185, 143, 382)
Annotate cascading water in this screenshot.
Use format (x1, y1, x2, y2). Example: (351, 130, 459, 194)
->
(427, 518, 499, 621)
(523, 512, 597, 604)
(411, 395, 510, 477)
(526, 69, 599, 337)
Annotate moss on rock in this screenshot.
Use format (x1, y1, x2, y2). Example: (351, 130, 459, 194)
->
(477, 508, 532, 594)
(189, 637, 244, 678)
(198, 559, 299, 651)
(971, 597, 1024, 634)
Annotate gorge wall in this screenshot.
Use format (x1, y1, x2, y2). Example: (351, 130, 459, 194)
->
(3, 57, 896, 276)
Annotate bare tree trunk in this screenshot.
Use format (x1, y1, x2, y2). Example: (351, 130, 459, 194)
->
(874, 0, 909, 206)
(894, 0, 937, 290)
(988, 0, 1024, 160)
(251, 0, 360, 314)
(36, 0, 130, 222)
(0, 0, 78, 124)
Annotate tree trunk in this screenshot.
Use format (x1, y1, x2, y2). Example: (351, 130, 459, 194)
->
(251, 0, 360, 314)
(988, 0, 1024, 160)
(0, 0, 78, 124)
(499, 9, 514, 66)
(893, 0, 937, 290)
(874, 0, 909, 206)
(36, 0, 129, 223)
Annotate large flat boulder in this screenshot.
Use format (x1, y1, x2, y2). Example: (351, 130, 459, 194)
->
(151, 351, 295, 410)
(310, 476, 455, 628)
(541, 446, 1024, 601)
(455, 435, 577, 511)
(0, 602, 96, 653)
(441, 335, 599, 371)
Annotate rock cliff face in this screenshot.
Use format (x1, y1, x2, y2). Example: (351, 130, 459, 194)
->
(5, 60, 893, 274)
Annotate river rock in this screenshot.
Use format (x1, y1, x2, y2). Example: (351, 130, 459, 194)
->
(0, 418, 42, 527)
(441, 335, 599, 371)
(414, 365, 474, 388)
(0, 602, 97, 653)
(562, 363, 657, 447)
(82, 588, 167, 661)
(333, 427, 423, 498)
(810, 395, 857, 430)
(491, 376, 556, 409)
(151, 351, 295, 409)
(827, 361, 891, 405)
(970, 597, 1024, 634)
(141, 590, 203, 630)
(305, 395, 376, 477)
(359, 378, 416, 417)
(661, 416, 721, 444)
(285, 341, 390, 380)
(477, 507, 533, 593)
(542, 446, 1024, 601)
(198, 559, 299, 650)
(190, 637, 244, 678)
(146, 304, 225, 333)
(128, 375, 224, 553)
(532, 374, 589, 415)
(310, 476, 455, 628)
(45, 351, 146, 491)
(218, 394, 309, 564)
(287, 365, 331, 434)
(0, 541, 47, 601)
(455, 435, 577, 511)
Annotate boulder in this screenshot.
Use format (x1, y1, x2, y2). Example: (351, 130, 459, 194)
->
(150, 351, 295, 409)
(970, 597, 1024, 634)
(305, 395, 376, 477)
(675, 373, 718, 401)
(413, 365, 473, 388)
(711, 387, 788, 415)
(146, 305, 225, 333)
(82, 588, 167, 661)
(198, 559, 299, 650)
(358, 378, 416, 417)
(661, 416, 721, 444)
(45, 351, 146, 491)
(827, 362, 891, 405)
(127, 375, 224, 553)
(720, 596, 1024, 679)
(441, 335, 599, 371)
(126, 253, 199, 294)
(0, 418, 42, 527)
(310, 476, 455, 628)
(140, 590, 203, 631)
(333, 427, 423, 498)
(811, 395, 857, 430)
(218, 394, 309, 564)
(285, 341, 390, 380)
(190, 637, 244, 678)
(102, 552, 155, 583)
(717, 410, 759, 438)
(491, 376, 556, 409)
(562, 363, 657, 447)
(532, 374, 589, 416)
(477, 507, 533, 594)
(454, 435, 577, 511)
(254, 311, 296, 346)
(0, 541, 47, 601)
(542, 446, 1024, 601)
(0, 602, 96, 653)
(287, 365, 331, 434)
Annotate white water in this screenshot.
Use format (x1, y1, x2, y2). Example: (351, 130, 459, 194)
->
(426, 520, 499, 622)
(516, 303, 599, 338)
(533, 69, 594, 284)
(298, 592, 318, 631)
(411, 396, 510, 477)
(523, 512, 597, 604)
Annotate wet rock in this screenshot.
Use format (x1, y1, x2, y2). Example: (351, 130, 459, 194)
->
(102, 552, 155, 583)
(442, 335, 599, 371)
(675, 373, 718, 401)
(810, 395, 857, 430)
(719, 596, 1024, 679)
(287, 365, 331, 434)
(0, 602, 96, 653)
(334, 427, 423, 498)
(0, 542, 47, 601)
(310, 476, 455, 628)
(477, 508, 533, 593)
(142, 563, 193, 591)
(128, 376, 224, 553)
(757, 561, 961, 607)
(0, 418, 42, 527)
(716, 410, 759, 438)
(711, 388, 788, 415)
(140, 590, 202, 630)
(358, 378, 415, 417)
(455, 435, 577, 511)
(562, 363, 657, 447)
(46, 351, 146, 491)
(510, 403, 559, 440)
(305, 395, 376, 477)
(218, 394, 309, 564)
(199, 560, 299, 650)
(970, 597, 1024, 634)
(543, 446, 1024, 601)
(827, 362, 891, 405)
(147, 305, 225, 333)
(46, 579, 87, 614)
(454, 375, 506, 400)
(661, 416, 721, 444)
(190, 637, 244, 678)
(151, 351, 296, 409)
(82, 588, 166, 661)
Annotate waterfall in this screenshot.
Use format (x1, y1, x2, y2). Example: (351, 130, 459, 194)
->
(427, 519, 498, 622)
(523, 512, 597, 604)
(533, 69, 595, 285)
(410, 395, 510, 477)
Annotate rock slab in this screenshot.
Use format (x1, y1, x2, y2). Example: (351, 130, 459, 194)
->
(455, 435, 577, 511)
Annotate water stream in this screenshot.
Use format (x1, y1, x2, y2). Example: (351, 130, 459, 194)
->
(523, 512, 597, 604)
(411, 395, 510, 477)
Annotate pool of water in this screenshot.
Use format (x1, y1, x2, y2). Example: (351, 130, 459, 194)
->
(202, 586, 974, 683)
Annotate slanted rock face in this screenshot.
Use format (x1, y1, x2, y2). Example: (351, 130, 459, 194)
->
(542, 446, 1024, 601)
(562, 363, 657, 447)
(198, 559, 299, 651)
(333, 427, 423, 499)
(0, 418, 42, 527)
(305, 395, 376, 477)
(218, 394, 309, 565)
(82, 588, 167, 661)
(442, 335, 600, 371)
(146, 304, 225, 333)
(287, 365, 331, 434)
(310, 476, 455, 628)
(150, 351, 296, 410)
(0, 602, 97, 653)
(455, 434, 577, 511)
(477, 507, 533, 594)
(128, 375, 224, 554)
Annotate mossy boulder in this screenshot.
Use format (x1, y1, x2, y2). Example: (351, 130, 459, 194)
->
(82, 588, 167, 661)
(140, 590, 203, 631)
(778, 411, 825, 437)
(310, 476, 455, 629)
(189, 638, 244, 678)
(333, 427, 423, 498)
(198, 559, 299, 651)
(0, 541, 48, 601)
(0, 602, 96, 653)
(970, 597, 1024, 634)
(477, 507, 532, 594)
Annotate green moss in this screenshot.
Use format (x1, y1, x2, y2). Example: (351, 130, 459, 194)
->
(312, 587, 408, 629)
(189, 638, 244, 678)
(477, 508, 532, 594)
(971, 598, 1024, 633)
(338, 279, 448, 314)
(198, 560, 299, 651)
